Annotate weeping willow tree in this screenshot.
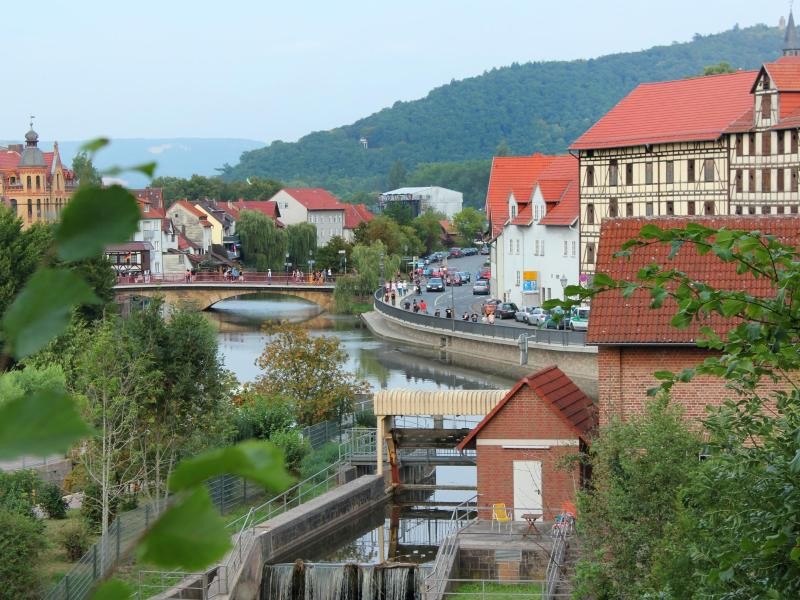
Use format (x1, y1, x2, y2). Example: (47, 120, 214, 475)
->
(287, 223, 317, 269)
(333, 241, 402, 312)
(237, 210, 288, 270)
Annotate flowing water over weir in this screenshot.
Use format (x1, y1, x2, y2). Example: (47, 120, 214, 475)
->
(261, 561, 426, 600)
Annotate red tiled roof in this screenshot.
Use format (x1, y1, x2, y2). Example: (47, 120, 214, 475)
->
(761, 55, 800, 91)
(281, 188, 345, 211)
(587, 216, 800, 345)
(457, 366, 597, 450)
(440, 219, 457, 235)
(172, 199, 207, 219)
(0, 149, 20, 170)
(510, 204, 533, 226)
(570, 71, 757, 150)
(177, 234, 199, 251)
(235, 201, 284, 227)
(131, 188, 164, 209)
(485, 154, 555, 238)
(137, 199, 165, 219)
(343, 203, 374, 229)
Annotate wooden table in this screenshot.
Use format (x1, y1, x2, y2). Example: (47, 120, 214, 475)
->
(522, 513, 542, 537)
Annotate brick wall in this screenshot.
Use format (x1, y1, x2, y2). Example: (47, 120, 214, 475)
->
(598, 345, 785, 425)
(475, 386, 581, 519)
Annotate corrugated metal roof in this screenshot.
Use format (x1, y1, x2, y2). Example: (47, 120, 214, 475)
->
(374, 389, 508, 416)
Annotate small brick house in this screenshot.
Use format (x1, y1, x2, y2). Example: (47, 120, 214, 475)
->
(589, 215, 800, 424)
(457, 366, 596, 520)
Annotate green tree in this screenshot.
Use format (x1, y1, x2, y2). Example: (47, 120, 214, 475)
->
(383, 202, 413, 226)
(71, 151, 102, 188)
(0, 509, 46, 598)
(495, 139, 511, 156)
(286, 222, 317, 269)
(236, 209, 288, 269)
(0, 209, 52, 322)
(702, 60, 735, 75)
(387, 160, 407, 190)
(452, 207, 486, 246)
(315, 236, 353, 272)
(411, 209, 446, 254)
(353, 215, 423, 257)
(254, 322, 369, 426)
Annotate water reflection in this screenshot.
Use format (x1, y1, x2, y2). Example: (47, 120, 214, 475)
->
(209, 295, 514, 391)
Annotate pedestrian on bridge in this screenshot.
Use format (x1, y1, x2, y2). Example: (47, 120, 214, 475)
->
(267, 269, 272, 284)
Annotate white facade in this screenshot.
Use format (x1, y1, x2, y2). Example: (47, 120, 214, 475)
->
(270, 189, 345, 246)
(493, 186, 579, 307)
(132, 216, 189, 275)
(380, 186, 463, 219)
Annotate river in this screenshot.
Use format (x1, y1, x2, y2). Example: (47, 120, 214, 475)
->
(207, 293, 513, 569)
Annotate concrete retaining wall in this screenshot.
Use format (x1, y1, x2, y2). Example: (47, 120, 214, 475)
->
(227, 474, 389, 600)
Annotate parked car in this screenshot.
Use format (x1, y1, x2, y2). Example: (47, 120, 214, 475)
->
(472, 280, 490, 295)
(477, 269, 491, 281)
(462, 247, 479, 256)
(545, 307, 570, 330)
(515, 306, 537, 323)
(496, 302, 519, 319)
(527, 307, 549, 327)
(448, 247, 463, 258)
(570, 306, 590, 331)
(479, 245, 490, 255)
(426, 277, 445, 292)
(458, 271, 471, 283)
(446, 274, 463, 286)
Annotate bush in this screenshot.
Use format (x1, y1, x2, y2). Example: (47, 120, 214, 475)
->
(59, 520, 91, 561)
(38, 482, 67, 519)
(270, 429, 310, 474)
(0, 509, 45, 598)
(299, 442, 341, 480)
(354, 410, 376, 428)
(0, 470, 39, 517)
(234, 394, 294, 441)
(80, 482, 118, 531)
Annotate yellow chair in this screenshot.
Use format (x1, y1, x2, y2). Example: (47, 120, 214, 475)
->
(491, 503, 512, 532)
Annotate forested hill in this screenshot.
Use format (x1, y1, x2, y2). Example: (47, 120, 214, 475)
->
(222, 24, 782, 200)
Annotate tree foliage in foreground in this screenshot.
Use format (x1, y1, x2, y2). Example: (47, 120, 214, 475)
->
(562, 223, 800, 599)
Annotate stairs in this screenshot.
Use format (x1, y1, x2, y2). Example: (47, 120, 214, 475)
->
(554, 536, 581, 598)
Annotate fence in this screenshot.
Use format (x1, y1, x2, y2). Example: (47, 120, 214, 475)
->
(0, 453, 64, 472)
(373, 290, 587, 346)
(436, 579, 572, 599)
(114, 272, 337, 286)
(544, 513, 575, 600)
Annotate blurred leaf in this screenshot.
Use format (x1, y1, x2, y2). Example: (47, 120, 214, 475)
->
(91, 579, 132, 599)
(138, 488, 230, 570)
(170, 440, 293, 493)
(80, 138, 110, 153)
(0, 388, 91, 460)
(2, 268, 98, 358)
(56, 185, 140, 261)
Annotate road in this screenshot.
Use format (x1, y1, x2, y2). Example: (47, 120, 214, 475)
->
(407, 253, 533, 331)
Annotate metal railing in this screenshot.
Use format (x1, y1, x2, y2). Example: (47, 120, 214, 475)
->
(544, 513, 575, 600)
(0, 453, 64, 472)
(114, 272, 337, 287)
(373, 290, 587, 346)
(435, 579, 571, 599)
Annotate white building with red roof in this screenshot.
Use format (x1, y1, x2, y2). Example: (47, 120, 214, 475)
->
(486, 154, 580, 306)
(269, 188, 347, 246)
(342, 203, 374, 241)
(168, 199, 213, 254)
(571, 13, 800, 279)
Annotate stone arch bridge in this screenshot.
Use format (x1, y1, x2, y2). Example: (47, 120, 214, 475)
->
(114, 281, 335, 312)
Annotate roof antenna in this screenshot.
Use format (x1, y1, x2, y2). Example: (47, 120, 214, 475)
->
(29, 115, 35, 130)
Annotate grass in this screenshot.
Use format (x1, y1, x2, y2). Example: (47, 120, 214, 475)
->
(447, 581, 545, 599)
(40, 509, 100, 586)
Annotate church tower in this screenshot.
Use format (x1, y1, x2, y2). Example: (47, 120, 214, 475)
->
(784, 11, 800, 56)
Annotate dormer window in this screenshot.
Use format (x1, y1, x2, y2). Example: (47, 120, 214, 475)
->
(762, 75, 770, 90)
(762, 94, 772, 120)
(510, 203, 517, 218)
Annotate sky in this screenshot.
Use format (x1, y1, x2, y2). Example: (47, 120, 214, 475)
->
(2, 0, 793, 145)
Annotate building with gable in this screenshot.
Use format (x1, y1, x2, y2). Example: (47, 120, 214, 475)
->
(0, 125, 76, 227)
(168, 199, 213, 254)
(486, 154, 580, 306)
(457, 366, 596, 520)
(572, 13, 800, 280)
(269, 188, 346, 246)
(342, 203, 374, 241)
(588, 215, 800, 424)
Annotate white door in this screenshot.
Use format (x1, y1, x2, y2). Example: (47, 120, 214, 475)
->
(513, 460, 543, 521)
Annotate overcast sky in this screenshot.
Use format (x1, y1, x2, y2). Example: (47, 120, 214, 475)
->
(3, 0, 792, 144)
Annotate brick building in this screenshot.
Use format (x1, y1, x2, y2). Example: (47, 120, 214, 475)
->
(457, 366, 596, 520)
(588, 215, 800, 424)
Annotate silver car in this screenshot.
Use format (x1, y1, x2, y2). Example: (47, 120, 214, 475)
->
(514, 306, 537, 323)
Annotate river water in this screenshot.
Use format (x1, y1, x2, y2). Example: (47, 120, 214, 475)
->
(207, 293, 514, 568)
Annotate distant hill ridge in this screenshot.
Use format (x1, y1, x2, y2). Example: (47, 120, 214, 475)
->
(221, 24, 783, 200)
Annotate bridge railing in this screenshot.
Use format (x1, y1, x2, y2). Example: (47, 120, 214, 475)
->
(114, 271, 337, 286)
(373, 289, 587, 346)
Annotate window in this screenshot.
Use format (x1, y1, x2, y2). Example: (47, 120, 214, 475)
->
(735, 169, 743, 193)
(735, 205, 743, 215)
(26, 176, 31, 189)
(35, 175, 41, 190)
(9, 199, 16, 213)
(704, 201, 715, 215)
(748, 132, 756, 155)
(778, 168, 785, 192)
(704, 158, 714, 182)
(793, 206, 799, 214)
(625, 163, 633, 185)
(762, 131, 771, 155)
(586, 165, 595, 187)
(516, 271, 521, 286)
(36, 199, 41, 218)
(645, 202, 653, 216)
(666, 201, 674, 216)
(541, 240, 545, 256)
(586, 243, 596, 264)
(665, 161, 674, 184)
(626, 202, 634, 217)
(563, 241, 568, 257)
(571, 241, 577, 257)
(586, 203, 595, 225)
(609, 198, 618, 218)
(748, 205, 756, 215)
(516, 239, 520, 254)
(762, 94, 772, 119)
(645, 162, 653, 184)
(749, 168, 756, 191)
(509, 238, 513, 253)
(778, 131, 785, 154)
(609, 160, 618, 186)
(762, 168, 771, 192)
(534, 240, 539, 255)
(762, 205, 771, 214)
(688, 159, 696, 183)
(687, 201, 696, 216)
(793, 131, 799, 154)
(510, 204, 517, 218)
(778, 205, 785, 214)
(793, 168, 799, 191)
(736, 133, 743, 157)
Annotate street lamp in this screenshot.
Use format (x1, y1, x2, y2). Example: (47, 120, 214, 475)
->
(338, 249, 346, 274)
(307, 250, 315, 283)
(285, 252, 291, 280)
(560, 275, 568, 299)
(379, 253, 385, 288)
